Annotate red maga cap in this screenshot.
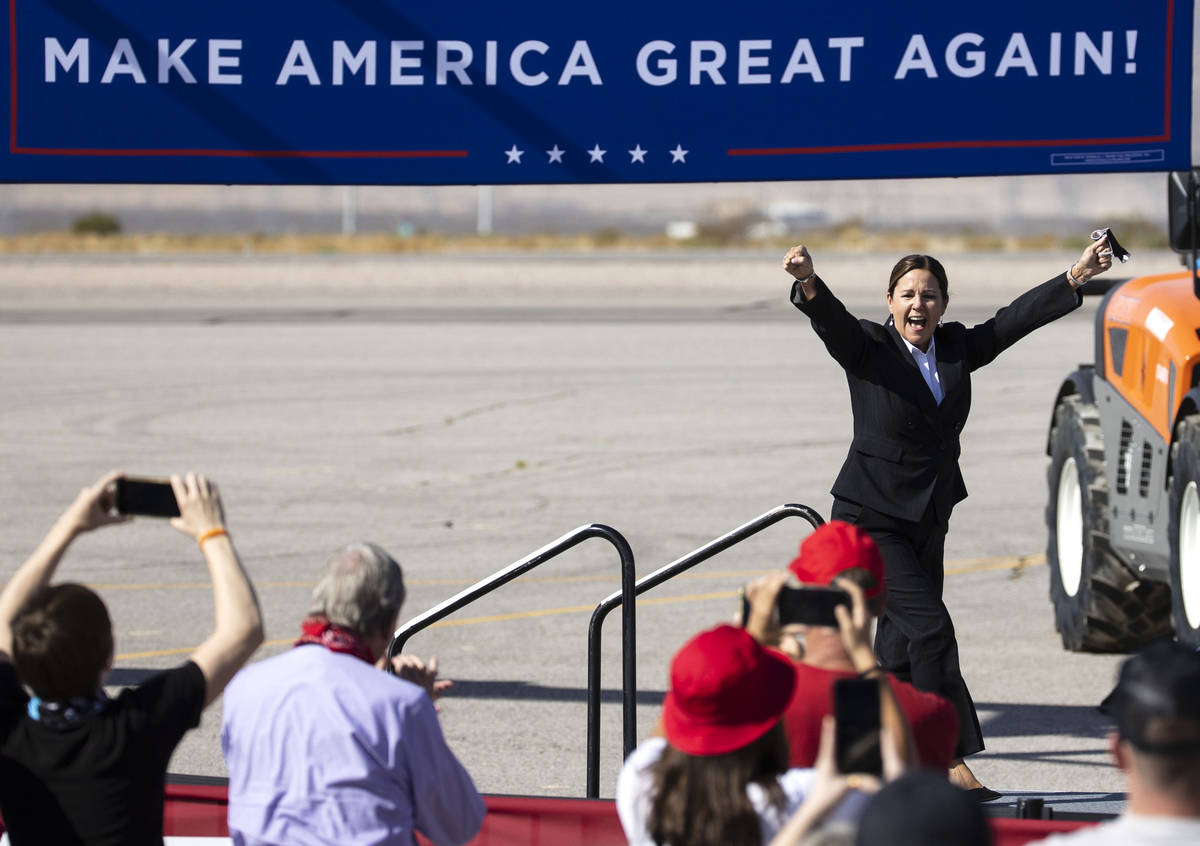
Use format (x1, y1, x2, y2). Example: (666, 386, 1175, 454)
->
(787, 521, 885, 599)
(661, 625, 797, 756)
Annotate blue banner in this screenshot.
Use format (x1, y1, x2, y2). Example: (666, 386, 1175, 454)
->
(3, 0, 1194, 184)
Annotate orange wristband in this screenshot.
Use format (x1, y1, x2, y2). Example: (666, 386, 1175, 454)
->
(196, 527, 228, 548)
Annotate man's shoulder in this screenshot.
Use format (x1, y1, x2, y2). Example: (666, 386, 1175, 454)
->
(0, 662, 28, 733)
(788, 662, 848, 707)
(110, 661, 206, 719)
(794, 662, 850, 682)
(1030, 814, 1200, 845)
(227, 647, 423, 706)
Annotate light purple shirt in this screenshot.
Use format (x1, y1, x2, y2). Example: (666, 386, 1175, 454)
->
(221, 645, 484, 846)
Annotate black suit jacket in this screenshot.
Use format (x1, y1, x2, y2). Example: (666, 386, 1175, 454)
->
(793, 274, 1081, 523)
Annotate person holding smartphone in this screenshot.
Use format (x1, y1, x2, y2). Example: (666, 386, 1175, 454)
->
(783, 239, 1114, 798)
(0, 471, 263, 845)
(772, 522, 958, 775)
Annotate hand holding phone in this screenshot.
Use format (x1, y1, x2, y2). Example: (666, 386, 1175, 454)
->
(112, 477, 180, 518)
(740, 584, 850, 628)
(833, 678, 883, 776)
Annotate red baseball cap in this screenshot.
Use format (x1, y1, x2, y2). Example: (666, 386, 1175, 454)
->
(661, 625, 797, 756)
(788, 521, 885, 599)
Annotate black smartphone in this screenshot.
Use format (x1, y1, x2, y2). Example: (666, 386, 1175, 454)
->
(114, 477, 180, 518)
(833, 677, 883, 775)
(777, 585, 850, 626)
(740, 585, 850, 627)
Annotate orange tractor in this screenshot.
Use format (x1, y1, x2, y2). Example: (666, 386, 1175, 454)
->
(1046, 170, 1200, 651)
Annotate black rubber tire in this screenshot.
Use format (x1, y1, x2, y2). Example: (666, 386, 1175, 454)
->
(1168, 414, 1200, 648)
(1046, 395, 1172, 652)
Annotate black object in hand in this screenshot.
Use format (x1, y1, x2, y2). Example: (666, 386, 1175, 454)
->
(1092, 227, 1131, 263)
(834, 677, 883, 775)
(114, 477, 180, 518)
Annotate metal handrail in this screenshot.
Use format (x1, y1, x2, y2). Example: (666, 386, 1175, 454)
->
(584, 502, 824, 796)
(386, 523, 636, 797)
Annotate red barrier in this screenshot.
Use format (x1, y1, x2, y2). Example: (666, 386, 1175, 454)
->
(992, 818, 1099, 846)
(0, 786, 1101, 844)
(460, 796, 627, 846)
(163, 783, 235, 837)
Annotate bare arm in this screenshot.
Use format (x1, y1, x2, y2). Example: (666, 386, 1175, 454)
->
(832, 578, 917, 769)
(742, 570, 791, 648)
(171, 474, 264, 707)
(768, 715, 881, 846)
(0, 471, 128, 661)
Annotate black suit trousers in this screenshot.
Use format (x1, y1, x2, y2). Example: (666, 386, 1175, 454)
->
(831, 498, 985, 759)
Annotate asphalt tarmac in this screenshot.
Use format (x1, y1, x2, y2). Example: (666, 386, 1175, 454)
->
(1, 248, 1189, 813)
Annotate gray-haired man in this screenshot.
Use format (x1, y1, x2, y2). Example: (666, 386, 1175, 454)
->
(221, 543, 485, 846)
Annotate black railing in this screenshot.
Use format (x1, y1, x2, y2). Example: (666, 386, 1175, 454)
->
(386, 523, 636, 797)
(584, 503, 824, 796)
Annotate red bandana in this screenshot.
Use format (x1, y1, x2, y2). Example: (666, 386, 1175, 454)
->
(294, 615, 375, 664)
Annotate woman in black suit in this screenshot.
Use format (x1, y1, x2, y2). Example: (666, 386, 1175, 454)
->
(782, 239, 1113, 798)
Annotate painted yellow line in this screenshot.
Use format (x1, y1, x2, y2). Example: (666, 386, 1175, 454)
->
(945, 552, 1046, 575)
(93, 580, 312, 591)
(112, 555, 1045, 662)
(90, 569, 779, 593)
(117, 645, 196, 661)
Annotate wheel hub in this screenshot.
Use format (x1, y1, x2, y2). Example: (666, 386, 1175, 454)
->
(1057, 458, 1084, 597)
(1181, 481, 1200, 629)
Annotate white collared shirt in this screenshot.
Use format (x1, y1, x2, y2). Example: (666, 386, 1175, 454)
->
(899, 334, 944, 405)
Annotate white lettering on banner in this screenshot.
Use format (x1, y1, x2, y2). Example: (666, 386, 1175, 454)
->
(1075, 31, 1112, 74)
(780, 39, 822, 82)
(267, 39, 598, 87)
(895, 31, 1131, 79)
(438, 40, 473, 85)
(101, 38, 145, 84)
(895, 34, 937, 78)
(640, 37, 863, 86)
(35, 31, 1142, 89)
(828, 37, 863, 81)
(559, 41, 602, 84)
(738, 40, 771, 84)
(946, 33, 985, 78)
(637, 40, 676, 85)
(485, 41, 498, 85)
(333, 41, 376, 86)
(44, 37, 88, 83)
(995, 33, 1037, 76)
(277, 40, 320, 84)
(158, 39, 197, 84)
(390, 41, 422, 85)
(690, 41, 726, 85)
(208, 39, 241, 84)
(510, 40, 548, 85)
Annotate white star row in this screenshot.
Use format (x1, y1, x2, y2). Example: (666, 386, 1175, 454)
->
(504, 144, 688, 165)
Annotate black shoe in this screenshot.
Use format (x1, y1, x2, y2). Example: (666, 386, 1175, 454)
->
(967, 787, 1003, 803)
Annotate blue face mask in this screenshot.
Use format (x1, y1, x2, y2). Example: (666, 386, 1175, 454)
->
(27, 690, 110, 730)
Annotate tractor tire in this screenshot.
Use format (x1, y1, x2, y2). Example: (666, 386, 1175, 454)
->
(1046, 395, 1172, 651)
(1168, 414, 1200, 647)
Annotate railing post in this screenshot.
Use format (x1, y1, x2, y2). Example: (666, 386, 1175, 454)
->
(385, 524, 636, 801)
(583, 528, 636, 799)
(584, 503, 824, 797)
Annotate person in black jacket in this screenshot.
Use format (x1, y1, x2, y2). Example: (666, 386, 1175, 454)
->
(782, 238, 1113, 799)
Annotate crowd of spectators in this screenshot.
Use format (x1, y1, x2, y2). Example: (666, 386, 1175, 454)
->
(0, 473, 481, 846)
(1, 475, 1199, 845)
